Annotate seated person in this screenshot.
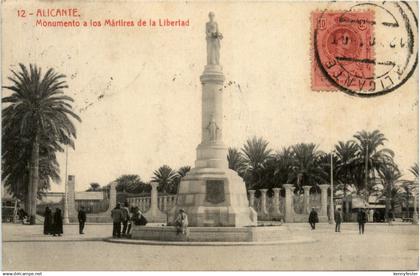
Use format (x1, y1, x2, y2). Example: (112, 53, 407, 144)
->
(132, 207, 148, 226)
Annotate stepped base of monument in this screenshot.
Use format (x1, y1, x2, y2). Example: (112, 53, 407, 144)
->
(130, 224, 294, 242)
(170, 167, 258, 227)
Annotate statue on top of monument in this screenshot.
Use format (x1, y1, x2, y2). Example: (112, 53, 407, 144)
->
(206, 11, 223, 65)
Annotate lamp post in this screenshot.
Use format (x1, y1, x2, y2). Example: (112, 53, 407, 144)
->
(330, 151, 335, 224)
(363, 140, 371, 222)
(365, 144, 369, 194)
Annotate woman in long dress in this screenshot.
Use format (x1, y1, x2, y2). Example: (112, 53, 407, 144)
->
(52, 208, 63, 236)
(43, 206, 53, 235)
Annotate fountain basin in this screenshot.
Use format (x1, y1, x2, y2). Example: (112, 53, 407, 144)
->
(130, 224, 295, 242)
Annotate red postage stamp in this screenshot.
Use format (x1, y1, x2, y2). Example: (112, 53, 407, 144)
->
(311, 10, 375, 92)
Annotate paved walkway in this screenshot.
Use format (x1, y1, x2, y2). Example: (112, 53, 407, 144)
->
(2, 222, 418, 271)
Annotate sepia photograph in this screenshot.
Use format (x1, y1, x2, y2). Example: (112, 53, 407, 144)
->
(1, 0, 419, 273)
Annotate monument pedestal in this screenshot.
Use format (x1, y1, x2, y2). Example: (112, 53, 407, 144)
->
(169, 167, 257, 227)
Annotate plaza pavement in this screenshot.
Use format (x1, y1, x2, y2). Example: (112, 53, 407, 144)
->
(2, 222, 418, 271)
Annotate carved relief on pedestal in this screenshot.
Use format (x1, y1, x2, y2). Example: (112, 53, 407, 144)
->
(206, 115, 221, 142)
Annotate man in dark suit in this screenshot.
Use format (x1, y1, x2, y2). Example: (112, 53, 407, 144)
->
(357, 208, 367, 234)
(111, 203, 123, 238)
(78, 206, 87, 234)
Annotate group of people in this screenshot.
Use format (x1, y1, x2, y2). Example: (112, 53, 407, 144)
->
(308, 207, 368, 235)
(43, 207, 64, 236)
(110, 202, 189, 238)
(43, 202, 189, 239)
(17, 208, 30, 224)
(43, 206, 87, 236)
(111, 202, 148, 238)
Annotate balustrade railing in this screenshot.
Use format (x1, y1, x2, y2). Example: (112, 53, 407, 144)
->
(127, 194, 177, 213)
(125, 184, 330, 223)
(248, 185, 329, 222)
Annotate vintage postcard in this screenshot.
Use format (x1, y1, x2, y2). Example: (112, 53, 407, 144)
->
(1, 0, 419, 272)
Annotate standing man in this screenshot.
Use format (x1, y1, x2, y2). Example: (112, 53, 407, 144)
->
(334, 207, 342, 232)
(308, 207, 319, 230)
(121, 202, 130, 237)
(78, 206, 87, 234)
(357, 208, 367, 235)
(111, 203, 123, 238)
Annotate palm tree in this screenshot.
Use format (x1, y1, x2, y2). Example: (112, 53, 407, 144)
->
(2, 64, 80, 224)
(87, 183, 101, 191)
(251, 147, 296, 191)
(334, 140, 358, 219)
(227, 147, 245, 176)
(353, 130, 394, 197)
(2, 129, 60, 202)
(396, 181, 414, 218)
(378, 163, 401, 222)
(289, 143, 327, 190)
(177, 166, 191, 178)
(410, 163, 418, 178)
(271, 147, 294, 188)
(241, 136, 272, 189)
(152, 165, 178, 194)
(409, 163, 419, 222)
(172, 166, 191, 194)
(398, 163, 419, 219)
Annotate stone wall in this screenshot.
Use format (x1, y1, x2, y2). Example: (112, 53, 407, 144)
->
(84, 182, 116, 223)
(62, 177, 331, 224)
(126, 182, 177, 223)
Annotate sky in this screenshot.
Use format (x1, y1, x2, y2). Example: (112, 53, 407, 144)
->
(2, 1, 418, 192)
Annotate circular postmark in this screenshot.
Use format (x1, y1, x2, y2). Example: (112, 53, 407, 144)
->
(313, 1, 418, 97)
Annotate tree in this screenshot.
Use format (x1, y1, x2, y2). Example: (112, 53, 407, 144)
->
(241, 136, 272, 189)
(177, 166, 191, 178)
(172, 166, 191, 194)
(227, 147, 246, 177)
(152, 165, 178, 194)
(289, 143, 327, 190)
(334, 140, 358, 218)
(2, 64, 80, 224)
(87, 182, 101, 192)
(114, 174, 149, 194)
(397, 163, 419, 219)
(410, 163, 418, 178)
(353, 130, 395, 197)
(267, 147, 294, 189)
(378, 163, 401, 222)
(396, 181, 414, 218)
(409, 163, 419, 220)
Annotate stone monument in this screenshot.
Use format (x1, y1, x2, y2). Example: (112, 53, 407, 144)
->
(169, 12, 257, 227)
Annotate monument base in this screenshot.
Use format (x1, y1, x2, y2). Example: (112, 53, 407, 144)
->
(169, 167, 257, 227)
(131, 225, 292, 242)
